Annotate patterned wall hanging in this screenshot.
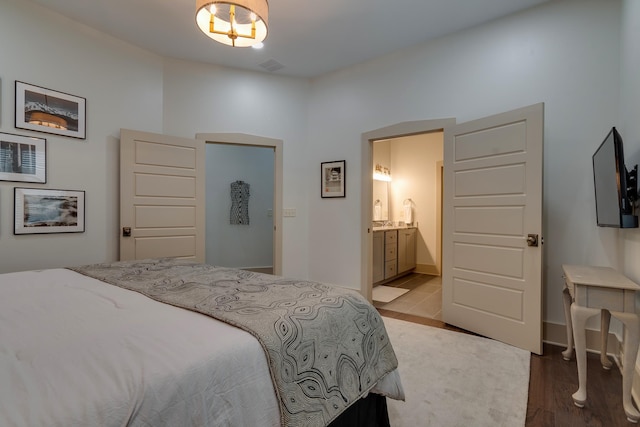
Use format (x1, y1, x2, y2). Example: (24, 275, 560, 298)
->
(230, 180, 250, 225)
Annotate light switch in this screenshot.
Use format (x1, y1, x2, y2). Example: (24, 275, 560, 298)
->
(283, 208, 297, 217)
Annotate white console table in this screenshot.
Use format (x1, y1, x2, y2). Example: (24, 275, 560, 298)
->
(562, 264, 640, 423)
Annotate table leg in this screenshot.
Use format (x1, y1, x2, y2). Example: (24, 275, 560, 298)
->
(600, 309, 613, 370)
(614, 312, 640, 423)
(562, 287, 574, 361)
(570, 303, 600, 407)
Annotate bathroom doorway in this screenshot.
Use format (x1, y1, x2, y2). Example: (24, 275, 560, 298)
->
(372, 134, 443, 274)
(370, 134, 444, 319)
(361, 118, 454, 311)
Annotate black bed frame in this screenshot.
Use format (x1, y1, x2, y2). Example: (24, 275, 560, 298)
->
(328, 394, 390, 427)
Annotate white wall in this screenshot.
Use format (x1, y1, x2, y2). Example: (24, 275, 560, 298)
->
(619, 0, 640, 285)
(205, 143, 273, 269)
(0, 0, 635, 336)
(161, 59, 311, 278)
(0, 0, 163, 273)
(307, 0, 622, 327)
(619, 0, 640, 379)
(0, 1, 310, 279)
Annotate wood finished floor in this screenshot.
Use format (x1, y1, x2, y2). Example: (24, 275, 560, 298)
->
(378, 308, 633, 427)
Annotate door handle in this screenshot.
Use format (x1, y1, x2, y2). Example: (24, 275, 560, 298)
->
(122, 227, 131, 237)
(526, 234, 538, 247)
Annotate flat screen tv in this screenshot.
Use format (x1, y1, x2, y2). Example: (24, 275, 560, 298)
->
(592, 127, 638, 228)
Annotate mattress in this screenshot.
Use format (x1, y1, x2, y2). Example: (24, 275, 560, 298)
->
(0, 267, 403, 426)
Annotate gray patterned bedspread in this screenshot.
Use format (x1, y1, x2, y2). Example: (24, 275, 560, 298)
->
(69, 258, 399, 427)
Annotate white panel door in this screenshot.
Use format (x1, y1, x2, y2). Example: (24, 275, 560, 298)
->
(120, 129, 205, 262)
(442, 104, 543, 354)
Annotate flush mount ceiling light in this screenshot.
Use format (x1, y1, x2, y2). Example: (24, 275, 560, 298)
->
(195, 0, 268, 48)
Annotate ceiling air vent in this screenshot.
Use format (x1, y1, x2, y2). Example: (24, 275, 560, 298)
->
(259, 59, 284, 72)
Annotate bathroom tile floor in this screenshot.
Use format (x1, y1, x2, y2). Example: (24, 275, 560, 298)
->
(373, 273, 442, 320)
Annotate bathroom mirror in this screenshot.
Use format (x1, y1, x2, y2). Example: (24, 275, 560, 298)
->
(373, 180, 389, 221)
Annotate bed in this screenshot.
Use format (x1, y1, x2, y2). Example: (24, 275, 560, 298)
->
(0, 258, 404, 427)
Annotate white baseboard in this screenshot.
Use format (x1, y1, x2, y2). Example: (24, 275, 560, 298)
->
(414, 263, 439, 275)
(544, 321, 619, 354)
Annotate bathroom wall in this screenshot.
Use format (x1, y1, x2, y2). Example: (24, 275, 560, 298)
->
(372, 139, 391, 220)
(389, 132, 443, 275)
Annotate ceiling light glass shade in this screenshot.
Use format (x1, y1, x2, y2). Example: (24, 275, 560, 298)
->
(195, 0, 268, 48)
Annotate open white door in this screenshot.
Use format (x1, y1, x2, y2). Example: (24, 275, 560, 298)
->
(442, 104, 543, 354)
(120, 129, 205, 262)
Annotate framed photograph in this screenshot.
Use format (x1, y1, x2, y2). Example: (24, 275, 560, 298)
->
(321, 160, 346, 198)
(15, 81, 86, 139)
(14, 188, 85, 234)
(0, 132, 46, 183)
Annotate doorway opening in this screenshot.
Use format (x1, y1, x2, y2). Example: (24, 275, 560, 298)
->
(197, 132, 283, 275)
(205, 143, 274, 272)
(369, 133, 444, 319)
(360, 119, 455, 319)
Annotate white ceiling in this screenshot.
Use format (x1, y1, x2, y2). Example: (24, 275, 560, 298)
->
(29, 0, 551, 78)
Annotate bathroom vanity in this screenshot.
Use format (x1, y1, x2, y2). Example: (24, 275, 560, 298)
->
(373, 226, 417, 285)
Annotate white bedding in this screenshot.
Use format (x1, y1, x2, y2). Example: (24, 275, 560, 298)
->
(0, 268, 402, 427)
(0, 268, 280, 427)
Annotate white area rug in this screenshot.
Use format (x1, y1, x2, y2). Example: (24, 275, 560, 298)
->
(373, 285, 410, 303)
(383, 317, 530, 426)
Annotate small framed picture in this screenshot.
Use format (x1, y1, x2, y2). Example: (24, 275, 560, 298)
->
(0, 132, 46, 183)
(321, 160, 346, 198)
(15, 81, 86, 139)
(14, 188, 85, 234)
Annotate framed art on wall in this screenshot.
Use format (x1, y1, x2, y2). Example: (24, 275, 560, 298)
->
(14, 187, 85, 234)
(15, 81, 86, 139)
(0, 132, 46, 183)
(321, 160, 346, 198)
